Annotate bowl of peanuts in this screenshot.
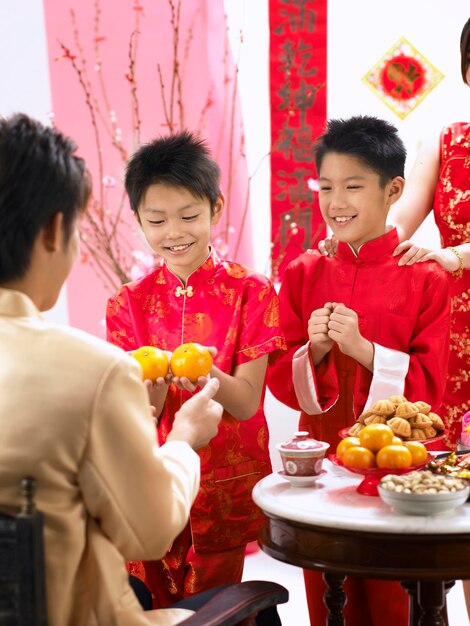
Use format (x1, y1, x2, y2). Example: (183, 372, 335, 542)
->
(378, 471, 470, 515)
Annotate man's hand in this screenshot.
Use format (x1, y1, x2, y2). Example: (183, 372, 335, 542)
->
(143, 380, 158, 419)
(308, 304, 334, 365)
(143, 352, 173, 423)
(327, 304, 373, 370)
(167, 378, 223, 450)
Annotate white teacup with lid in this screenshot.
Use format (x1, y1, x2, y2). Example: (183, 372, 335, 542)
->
(276, 431, 330, 476)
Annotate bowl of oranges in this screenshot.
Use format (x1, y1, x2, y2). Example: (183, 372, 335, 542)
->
(329, 423, 432, 496)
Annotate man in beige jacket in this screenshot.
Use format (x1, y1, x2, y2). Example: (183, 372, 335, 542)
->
(0, 114, 223, 625)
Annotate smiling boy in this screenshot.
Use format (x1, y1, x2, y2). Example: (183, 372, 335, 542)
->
(106, 131, 285, 609)
(267, 115, 451, 626)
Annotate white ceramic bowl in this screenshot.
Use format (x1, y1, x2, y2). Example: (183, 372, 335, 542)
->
(378, 483, 470, 516)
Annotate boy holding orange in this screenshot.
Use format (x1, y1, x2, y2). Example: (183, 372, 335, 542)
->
(267, 116, 451, 626)
(106, 131, 285, 608)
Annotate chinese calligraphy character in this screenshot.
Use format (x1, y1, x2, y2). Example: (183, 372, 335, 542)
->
(274, 169, 315, 205)
(274, 0, 316, 35)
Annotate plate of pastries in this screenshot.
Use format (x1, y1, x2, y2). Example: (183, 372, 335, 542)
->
(340, 395, 446, 444)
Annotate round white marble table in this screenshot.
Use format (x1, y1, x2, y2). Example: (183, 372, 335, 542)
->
(252, 459, 470, 626)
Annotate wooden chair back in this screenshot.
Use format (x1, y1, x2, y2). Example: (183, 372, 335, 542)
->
(0, 477, 47, 626)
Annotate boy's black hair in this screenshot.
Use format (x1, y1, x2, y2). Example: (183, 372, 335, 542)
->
(314, 115, 406, 186)
(125, 130, 221, 216)
(460, 17, 470, 84)
(0, 113, 90, 283)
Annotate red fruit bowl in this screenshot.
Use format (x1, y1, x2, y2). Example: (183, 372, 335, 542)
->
(338, 427, 446, 448)
(328, 453, 433, 496)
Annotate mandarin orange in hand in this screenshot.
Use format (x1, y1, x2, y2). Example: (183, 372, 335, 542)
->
(342, 446, 376, 469)
(376, 444, 413, 469)
(336, 436, 360, 461)
(404, 441, 428, 465)
(170, 342, 213, 382)
(359, 423, 394, 452)
(131, 346, 169, 383)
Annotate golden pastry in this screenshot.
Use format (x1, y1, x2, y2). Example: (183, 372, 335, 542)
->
(348, 422, 364, 436)
(364, 414, 387, 425)
(395, 401, 419, 420)
(423, 426, 437, 439)
(387, 417, 411, 438)
(412, 401, 431, 415)
(409, 413, 433, 428)
(358, 409, 375, 422)
(409, 428, 426, 440)
(388, 395, 407, 406)
(428, 412, 445, 431)
(370, 399, 396, 416)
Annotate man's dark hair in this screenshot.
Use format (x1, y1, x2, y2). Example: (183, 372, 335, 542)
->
(0, 113, 90, 283)
(314, 115, 406, 186)
(460, 17, 470, 83)
(125, 130, 221, 216)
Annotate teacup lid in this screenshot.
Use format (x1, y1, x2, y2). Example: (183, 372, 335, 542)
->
(278, 431, 326, 451)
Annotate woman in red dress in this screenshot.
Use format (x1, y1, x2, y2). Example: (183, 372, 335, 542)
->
(391, 17, 470, 451)
(350, 19, 470, 619)
(320, 18, 470, 450)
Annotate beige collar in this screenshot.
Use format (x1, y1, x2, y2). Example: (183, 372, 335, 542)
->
(0, 288, 42, 318)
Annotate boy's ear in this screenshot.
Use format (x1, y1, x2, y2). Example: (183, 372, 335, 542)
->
(211, 193, 225, 225)
(388, 176, 405, 204)
(41, 212, 64, 253)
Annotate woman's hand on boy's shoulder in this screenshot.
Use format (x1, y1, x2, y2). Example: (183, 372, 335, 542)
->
(318, 235, 338, 258)
(393, 240, 460, 273)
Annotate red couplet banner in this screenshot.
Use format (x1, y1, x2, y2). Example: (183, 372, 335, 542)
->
(269, 0, 327, 281)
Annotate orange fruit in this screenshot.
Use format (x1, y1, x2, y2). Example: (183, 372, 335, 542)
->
(131, 346, 169, 382)
(336, 437, 360, 461)
(404, 441, 428, 465)
(376, 444, 413, 469)
(170, 342, 213, 382)
(359, 423, 394, 452)
(342, 446, 376, 469)
(392, 436, 405, 445)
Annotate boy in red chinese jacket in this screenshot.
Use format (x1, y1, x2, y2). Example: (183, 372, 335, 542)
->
(267, 115, 451, 626)
(106, 131, 285, 608)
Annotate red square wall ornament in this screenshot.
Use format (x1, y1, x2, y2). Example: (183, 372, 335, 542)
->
(362, 37, 444, 119)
